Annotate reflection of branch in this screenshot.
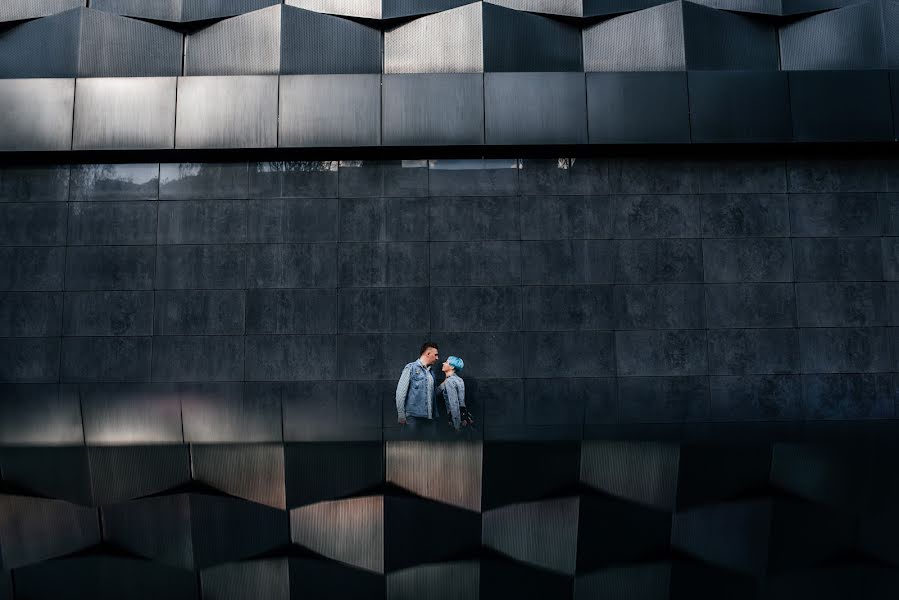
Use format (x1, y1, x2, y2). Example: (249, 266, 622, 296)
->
(260, 161, 336, 173)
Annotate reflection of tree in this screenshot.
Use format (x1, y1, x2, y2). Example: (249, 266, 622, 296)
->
(71, 164, 159, 198)
(258, 161, 337, 173)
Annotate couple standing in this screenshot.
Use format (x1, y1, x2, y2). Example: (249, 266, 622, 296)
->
(395, 342, 474, 435)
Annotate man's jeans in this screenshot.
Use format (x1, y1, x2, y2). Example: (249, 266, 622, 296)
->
(403, 415, 437, 439)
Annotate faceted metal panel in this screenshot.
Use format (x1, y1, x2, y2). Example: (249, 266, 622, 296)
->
(482, 3, 583, 72)
(0, 79, 74, 152)
(0, 446, 92, 506)
(580, 441, 680, 510)
(88, 444, 192, 505)
(175, 76, 278, 149)
(486, 0, 584, 17)
(0, 495, 100, 569)
(0, 8, 182, 78)
(201, 559, 289, 600)
(73, 77, 177, 151)
(93, 0, 280, 22)
(482, 497, 580, 575)
(0, 0, 85, 22)
(280, 7, 382, 75)
(587, 72, 690, 143)
(279, 75, 381, 147)
(681, 1, 779, 70)
(386, 441, 483, 512)
(384, 3, 484, 74)
(290, 496, 384, 573)
(387, 562, 480, 600)
(191, 444, 287, 509)
(682, 0, 781, 14)
(0, 8, 82, 78)
(789, 70, 895, 142)
(286, 0, 474, 19)
(382, 74, 485, 145)
(583, 2, 686, 71)
(0, 385, 83, 445)
(688, 71, 792, 143)
(184, 6, 282, 76)
(190, 494, 289, 569)
(77, 8, 183, 77)
(13, 556, 199, 600)
(80, 384, 184, 444)
(485, 72, 587, 145)
(181, 385, 282, 443)
(780, 1, 887, 70)
(101, 494, 194, 569)
(284, 442, 385, 507)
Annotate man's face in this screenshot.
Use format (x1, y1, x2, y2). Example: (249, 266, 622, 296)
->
(421, 347, 439, 366)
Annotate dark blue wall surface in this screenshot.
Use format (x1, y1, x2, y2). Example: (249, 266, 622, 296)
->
(1, 156, 898, 444)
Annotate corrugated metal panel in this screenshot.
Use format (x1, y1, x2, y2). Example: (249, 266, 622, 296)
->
(482, 497, 580, 575)
(482, 3, 583, 72)
(78, 8, 183, 77)
(93, 0, 279, 22)
(0, 79, 74, 151)
(887, 1, 899, 68)
(87, 445, 191, 505)
(386, 441, 483, 512)
(180, 384, 282, 443)
(0, 495, 100, 569)
(73, 77, 176, 151)
(682, 1, 778, 70)
(486, 0, 584, 17)
(780, 1, 887, 70)
(191, 444, 286, 509)
(284, 442, 384, 508)
(485, 72, 587, 144)
(290, 496, 384, 573)
(190, 494, 289, 569)
(382, 74, 484, 145)
(580, 441, 680, 510)
(0, 9, 82, 78)
(12, 557, 199, 600)
(201, 559, 290, 600)
(175, 76, 279, 149)
(185, 6, 282, 76)
(281, 7, 382, 75)
(286, 0, 384, 19)
(587, 72, 690, 143)
(0, 447, 92, 506)
(575, 564, 672, 599)
(80, 383, 184, 445)
(386, 562, 480, 600)
(0, 384, 83, 444)
(101, 495, 194, 569)
(0, 0, 84, 22)
(280, 74, 381, 147)
(688, 0, 782, 14)
(583, 1, 686, 71)
(286, 0, 474, 19)
(384, 3, 484, 74)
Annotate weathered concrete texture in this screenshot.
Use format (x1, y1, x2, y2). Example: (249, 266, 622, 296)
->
(1, 156, 898, 441)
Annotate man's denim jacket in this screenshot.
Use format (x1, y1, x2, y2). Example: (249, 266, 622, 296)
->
(395, 359, 436, 420)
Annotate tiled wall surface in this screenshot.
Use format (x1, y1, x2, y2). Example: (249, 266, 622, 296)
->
(1, 157, 898, 445)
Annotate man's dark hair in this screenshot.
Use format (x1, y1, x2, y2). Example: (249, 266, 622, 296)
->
(420, 342, 439, 355)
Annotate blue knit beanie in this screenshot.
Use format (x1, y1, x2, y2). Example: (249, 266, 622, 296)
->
(448, 356, 464, 371)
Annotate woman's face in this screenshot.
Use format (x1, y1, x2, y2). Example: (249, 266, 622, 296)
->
(441, 361, 453, 375)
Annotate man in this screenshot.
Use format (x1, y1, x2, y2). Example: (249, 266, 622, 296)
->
(395, 342, 440, 434)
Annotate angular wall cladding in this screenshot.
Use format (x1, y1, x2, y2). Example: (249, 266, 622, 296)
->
(184, 5, 382, 76)
(92, 0, 280, 23)
(0, 8, 183, 79)
(384, 2, 583, 74)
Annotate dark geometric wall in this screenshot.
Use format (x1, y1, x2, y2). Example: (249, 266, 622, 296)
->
(1, 2, 899, 151)
(2, 436, 899, 599)
(2, 157, 898, 443)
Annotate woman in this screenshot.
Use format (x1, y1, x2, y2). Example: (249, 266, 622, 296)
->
(439, 356, 473, 432)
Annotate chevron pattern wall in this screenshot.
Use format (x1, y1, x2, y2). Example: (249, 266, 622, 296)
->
(1, 0, 898, 149)
(2, 437, 899, 599)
